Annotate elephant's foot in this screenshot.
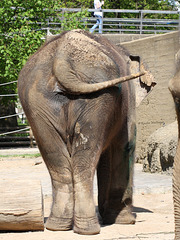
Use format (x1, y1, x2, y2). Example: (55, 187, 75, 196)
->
(46, 181, 74, 231)
(114, 207, 135, 224)
(73, 216, 100, 235)
(45, 215, 73, 231)
(102, 206, 135, 225)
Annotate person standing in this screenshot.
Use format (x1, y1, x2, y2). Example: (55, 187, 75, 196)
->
(90, 0, 104, 34)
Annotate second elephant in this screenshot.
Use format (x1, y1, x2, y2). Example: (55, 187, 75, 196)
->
(169, 49, 180, 240)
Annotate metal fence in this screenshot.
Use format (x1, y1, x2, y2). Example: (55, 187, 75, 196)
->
(0, 81, 35, 147)
(41, 8, 180, 34)
(88, 9, 180, 34)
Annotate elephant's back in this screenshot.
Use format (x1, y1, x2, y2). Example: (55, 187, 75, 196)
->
(18, 37, 59, 108)
(55, 30, 129, 84)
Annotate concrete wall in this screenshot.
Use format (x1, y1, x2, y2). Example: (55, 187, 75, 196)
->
(104, 32, 180, 161)
(104, 34, 153, 44)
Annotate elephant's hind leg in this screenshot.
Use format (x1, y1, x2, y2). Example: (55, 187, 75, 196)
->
(72, 157, 100, 235)
(45, 151, 74, 231)
(29, 119, 74, 231)
(73, 181, 100, 235)
(97, 140, 135, 225)
(71, 128, 101, 235)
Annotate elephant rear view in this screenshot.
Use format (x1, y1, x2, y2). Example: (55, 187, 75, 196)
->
(18, 29, 155, 235)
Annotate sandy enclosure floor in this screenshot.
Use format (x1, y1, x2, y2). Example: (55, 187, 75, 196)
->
(0, 147, 175, 240)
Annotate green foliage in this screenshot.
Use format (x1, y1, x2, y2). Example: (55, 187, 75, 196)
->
(49, 9, 89, 34)
(0, 0, 88, 105)
(103, 0, 178, 18)
(60, 0, 93, 8)
(61, 10, 89, 31)
(102, 0, 177, 10)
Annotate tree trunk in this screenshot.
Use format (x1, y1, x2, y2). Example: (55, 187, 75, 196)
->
(0, 179, 44, 231)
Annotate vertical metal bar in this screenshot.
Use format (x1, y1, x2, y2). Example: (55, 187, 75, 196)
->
(102, 10, 104, 34)
(61, 9, 64, 31)
(179, 11, 180, 45)
(47, 18, 50, 35)
(140, 10, 143, 34)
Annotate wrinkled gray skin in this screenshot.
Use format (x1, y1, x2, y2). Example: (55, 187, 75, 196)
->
(18, 29, 154, 235)
(169, 50, 180, 240)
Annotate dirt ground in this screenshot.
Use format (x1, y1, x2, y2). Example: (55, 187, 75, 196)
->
(0, 148, 175, 240)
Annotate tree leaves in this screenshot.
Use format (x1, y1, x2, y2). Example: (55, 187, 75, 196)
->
(0, 0, 88, 105)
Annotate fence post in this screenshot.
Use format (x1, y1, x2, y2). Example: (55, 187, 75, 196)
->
(179, 11, 180, 39)
(179, 12, 180, 45)
(140, 10, 143, 34)
(61, 9, 65, 31)
(101, 10, 104, 34)
(29, 128, 34, 148)
(47, 28, 50, 35)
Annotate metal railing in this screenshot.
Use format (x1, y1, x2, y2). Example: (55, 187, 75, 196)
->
(87, 9, 180, 34)
(2, 9, 179, 37)
(38, 8, 180, 34)
(0, 80, 32, 146)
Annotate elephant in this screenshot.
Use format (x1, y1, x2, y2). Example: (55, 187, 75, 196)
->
(169, 49, 180, 240)
(18, 29, 155, 235)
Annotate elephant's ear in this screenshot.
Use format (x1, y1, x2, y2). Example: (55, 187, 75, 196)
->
(130, 56, 156, 107)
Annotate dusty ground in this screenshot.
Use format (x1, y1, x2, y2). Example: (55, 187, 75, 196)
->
(0, 147, 175, 240)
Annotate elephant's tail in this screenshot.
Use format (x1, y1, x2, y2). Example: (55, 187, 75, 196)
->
(56, 71, 146, 95)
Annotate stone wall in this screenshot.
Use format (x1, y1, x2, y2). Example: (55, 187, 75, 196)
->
(104, 32, 180, 161)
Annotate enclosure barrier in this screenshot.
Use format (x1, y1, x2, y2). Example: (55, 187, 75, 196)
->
(1, 8, 179, 37)
(0, 80, 35, 147)
(88, 9, 180, 34)
(35, 8, 180, 34)
(1, 9, 180, 38)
